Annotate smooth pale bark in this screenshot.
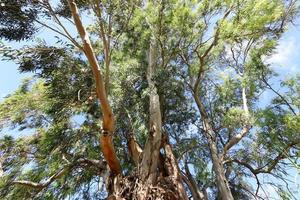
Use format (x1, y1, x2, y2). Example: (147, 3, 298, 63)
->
(0, 158, 3, 177)
(105, 38, 188, 200)
(139, 38, 162, 184)
(92, 1, 111, 94)
(223, 87, 250, 156)
(67, 0, 121, 174)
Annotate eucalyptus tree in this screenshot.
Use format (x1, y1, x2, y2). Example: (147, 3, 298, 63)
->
(0, 0, 299, 200)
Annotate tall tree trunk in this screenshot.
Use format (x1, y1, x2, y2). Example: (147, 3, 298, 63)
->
(139, 38, 162, 185)
(106, 38, 188, 200)
(68, 2, 191, 198)
(194, 94, 234, 200)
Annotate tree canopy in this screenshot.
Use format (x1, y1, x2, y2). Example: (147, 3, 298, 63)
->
(0, 0, 299, 199)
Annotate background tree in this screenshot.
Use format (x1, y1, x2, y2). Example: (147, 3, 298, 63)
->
(0, 0, 299, 199)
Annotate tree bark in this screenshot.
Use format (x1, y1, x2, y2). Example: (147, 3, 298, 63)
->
(182, 161, 208, 200)
(194, 94, 234, 200)
(68, 3, 191, 198)
(106, 38, 188, 200)
(0, 158, 3, 177)
(163, 136, 189, 200)
(139, 38, 162, 185)
(67, 0, 121, 174)
(128, 136, 143, 166)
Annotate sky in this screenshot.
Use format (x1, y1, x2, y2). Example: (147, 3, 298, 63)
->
(0, 11, 300, 200)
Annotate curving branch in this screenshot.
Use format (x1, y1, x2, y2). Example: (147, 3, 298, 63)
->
(225, 140, 300, 176)
(255, 140, 300, 173)
(13, 167, 67, 190)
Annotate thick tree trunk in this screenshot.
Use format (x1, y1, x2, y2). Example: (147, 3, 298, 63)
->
(68, 2, 192, 198)
(210, 142, 234, 200)
(106, 39, 188, 200)
(139, 38, 162, 185)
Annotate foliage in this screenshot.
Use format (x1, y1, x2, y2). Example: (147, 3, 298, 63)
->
(0, 0, 299, 199)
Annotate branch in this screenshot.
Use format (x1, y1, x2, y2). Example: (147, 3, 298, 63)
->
(225, 140, 300, 176)
(92, 1, 111, 94)
(193, 7, 232, 94)
(45, 2, 82, 50)
(0, 158, 4, 177)
(67, 0, 121, 174)
(13, 158, 106, 190)
(261, 72, 297, 115)
(223, 87, 250, 156)
(182, 160, 208, 200)
(255, 141, 300, 173)
(13, 167, 67, 190)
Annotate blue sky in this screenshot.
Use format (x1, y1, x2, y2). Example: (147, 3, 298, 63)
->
(0, 12, 300, 200)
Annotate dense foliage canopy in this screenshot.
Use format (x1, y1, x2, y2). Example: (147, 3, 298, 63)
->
(0, 0, 299, 199)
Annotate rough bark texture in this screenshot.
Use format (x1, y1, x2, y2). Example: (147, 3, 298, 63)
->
(128, 136, 143, 166)
(139, 38, 162, 184)
(67, 0, 121, 174)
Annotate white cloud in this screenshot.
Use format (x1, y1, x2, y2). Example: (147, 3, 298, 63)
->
(266, 37, 300, 74)
(268, 39, 296, 65)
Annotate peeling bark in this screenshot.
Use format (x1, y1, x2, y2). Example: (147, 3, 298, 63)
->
(163, 136, 189, 200)
(128, 136, 143, 166)
(107, 38, 188, 200)
(139, 38, 162, 184)
(68, 3, 192, 198)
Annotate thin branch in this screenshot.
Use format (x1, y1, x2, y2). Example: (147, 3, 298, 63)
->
(34, 19, 83, 51)
(223, 87, 250, 156)
(45, 2, 82, 50)
(261, 72, 297, 115)
(13, 158, 106, 190)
